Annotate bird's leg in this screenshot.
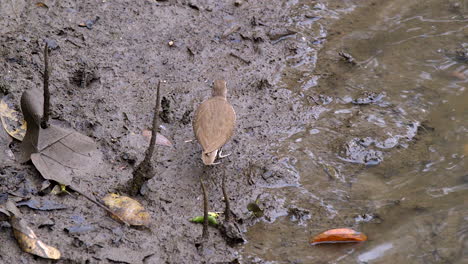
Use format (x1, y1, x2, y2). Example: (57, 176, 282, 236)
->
(221, 171, 231, 222)
(217, 148, 231, 159)
(199, 173, 209, 241)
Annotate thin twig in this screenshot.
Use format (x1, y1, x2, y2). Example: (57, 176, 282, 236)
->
(229, 52, 251, 65)
(69, 185, 128, 226)
(41, 43, 50, 129)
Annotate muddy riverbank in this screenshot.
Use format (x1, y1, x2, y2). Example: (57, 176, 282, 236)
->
(0, 0, 352, 263)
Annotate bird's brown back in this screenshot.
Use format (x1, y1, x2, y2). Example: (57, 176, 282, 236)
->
(193, 96, 236, 153)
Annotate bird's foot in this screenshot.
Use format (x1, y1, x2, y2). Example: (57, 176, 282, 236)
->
(218, 149, 231, 159)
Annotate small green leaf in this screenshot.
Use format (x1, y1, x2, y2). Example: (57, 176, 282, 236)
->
(189, 215, 218, 225)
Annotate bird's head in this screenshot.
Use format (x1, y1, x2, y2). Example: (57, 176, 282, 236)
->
(202, 150, 218, 165)
(212, 80, 227, 98)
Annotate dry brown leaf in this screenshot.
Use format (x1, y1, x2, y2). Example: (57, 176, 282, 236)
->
(10, 216, 61, 259)
(310, 228, 367, 245)
(142, 129, 172, 147)
(0, 200, 21, 220)
(0, 95, 27, 141)
(102, 193, 151, 226)
(35, 2, 49, 8)
(19, 88, 102, 186)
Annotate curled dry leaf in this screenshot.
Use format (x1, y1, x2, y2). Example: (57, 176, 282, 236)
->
(102, 193, 151, 226)
(0, 95, 27, 141)
(142, 129, 172, 147)
(310, 228, 367, 245)
(35, 2, 49, 8)
(0, 199, 21, 220)
(10, 216, 61, 259)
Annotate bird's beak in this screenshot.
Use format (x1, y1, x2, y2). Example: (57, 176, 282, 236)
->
(202, 150, 218, 165)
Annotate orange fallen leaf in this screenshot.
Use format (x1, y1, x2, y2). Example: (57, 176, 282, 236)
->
(310, 228, 367, 245)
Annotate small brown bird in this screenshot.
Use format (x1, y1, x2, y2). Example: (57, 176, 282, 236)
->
(193, 80, 236, 165)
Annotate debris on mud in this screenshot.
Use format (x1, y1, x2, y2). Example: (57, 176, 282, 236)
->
(351, 92, 385, 105)
(338, 138, 384, 166)
(78, 16, 100, 29)
(11, 216, 61, 259)
(310, 228, 367, 245)
(102, 193, 151, 226)
(267, 28, 297, 42)
(0, 94, 26, 141)
(2, 201, 61, 260)
(338, 51, 358, 66)
(288, 207, 311, 225)
(16, 197, 67, 211)
(141, 129, 172, 147)
(219, 220, 246, 245)
(247, 194, 264, 218)
(190, 212, 219, 226)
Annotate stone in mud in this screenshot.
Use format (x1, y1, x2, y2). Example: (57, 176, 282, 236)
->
(339, 138, 384, 166)
(288, 207, 311, 225)
(352, 92, 385, 105)
(219, 221, 246, 245)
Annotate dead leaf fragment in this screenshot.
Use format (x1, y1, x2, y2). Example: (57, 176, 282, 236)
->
(16, 197, 67, 211)
(310, 228, 367, 245)
(0, 199, 21, 220)
(102, 193, 151, 226)
(0, 95, 27, 141)
(142, 129, 172, 147)
(35, 2, 49, 8)
(11, 216, 61, 259)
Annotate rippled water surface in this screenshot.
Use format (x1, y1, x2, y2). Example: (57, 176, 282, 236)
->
(242, 0, 467, 263)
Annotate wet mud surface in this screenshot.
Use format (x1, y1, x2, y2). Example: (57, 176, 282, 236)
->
(1, 0, 467, 263)
(0, 0, 346, 263)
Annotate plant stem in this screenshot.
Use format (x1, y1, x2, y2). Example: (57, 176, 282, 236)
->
(143, 80, 161, 164)
(41, 43, 50, 129)
(222, 171, 231, 222)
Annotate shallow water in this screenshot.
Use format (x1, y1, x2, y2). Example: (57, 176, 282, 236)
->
(242, 0, 467, 263)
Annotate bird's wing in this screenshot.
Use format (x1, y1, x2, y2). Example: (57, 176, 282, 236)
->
(193, 97, 236, 153)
